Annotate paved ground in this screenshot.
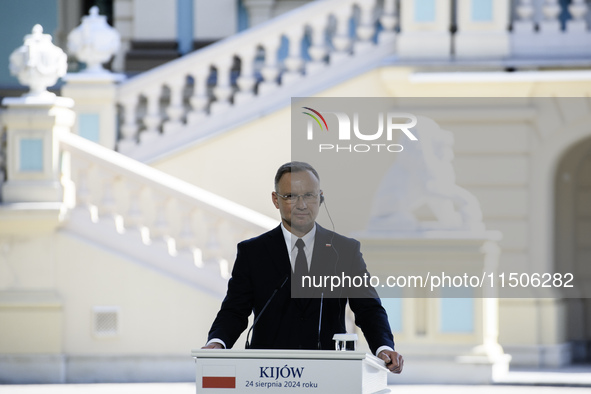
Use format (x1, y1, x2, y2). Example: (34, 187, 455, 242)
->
(1, 383, 591, 394)
(496, 365, 591, 386)
(2, 365, 590, 393)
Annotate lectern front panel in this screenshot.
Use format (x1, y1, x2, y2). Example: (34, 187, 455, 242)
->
(192, 349, 389, 394)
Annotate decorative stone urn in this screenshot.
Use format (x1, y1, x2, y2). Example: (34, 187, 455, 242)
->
(8, 24, 68, 98)
(67, 6, 121, 73)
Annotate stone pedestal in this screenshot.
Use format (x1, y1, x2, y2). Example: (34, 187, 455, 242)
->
(1, 96, 75, 203)
(62, 73, 124, 150)
(357, 231, 510, 384)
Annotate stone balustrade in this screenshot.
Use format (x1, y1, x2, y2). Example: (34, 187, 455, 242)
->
(115, 0, 397, 158)
(111, 0, 591, 161)
(58, 131, 277, 278)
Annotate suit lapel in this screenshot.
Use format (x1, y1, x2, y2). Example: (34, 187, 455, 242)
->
(262, 225, 291, 280)
(311, 224, 336, 275)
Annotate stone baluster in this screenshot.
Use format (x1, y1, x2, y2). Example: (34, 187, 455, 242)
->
(540, 0, 561, 33)
(163, 77, 186, 134)
(234, 47, 258, 105)
(331, 9, 353, 63)
(176, 205, 200, 264)
(193, 247, 204, 268)
(176, 206, 195, 250)
(187, 69, 210, 125)
(117, 97, 139, 152)
(72, 159, 93, 211)
(60, 149, 76, 210)
(123, 181, 145, 243)
(258, 37, 282, 95)
(210, 58, 234, 114)
(140, 88, 162, 143)
(355, 2, 376, 53)
(98, 171, 118, 222)
(149, 194, 172, 252)
(282, 27, 306, 85)
(307, 18, 328, 75)
(379, 0, 398, 44)
(567, 0, 589, 33)
(203, 213, 223, 265)
(514, 0, 535, 33)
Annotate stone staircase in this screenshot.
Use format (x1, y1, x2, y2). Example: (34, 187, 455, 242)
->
(115, 0, 398, 162)
(112, 0, 591, 163)
(58, 131, 276, 296)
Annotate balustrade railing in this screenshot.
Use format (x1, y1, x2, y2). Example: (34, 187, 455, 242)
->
(115, 0, 397, 155)
(511, 0, 591, 57)
(59, 131, 277, 278)
(112, 0, 590, 158)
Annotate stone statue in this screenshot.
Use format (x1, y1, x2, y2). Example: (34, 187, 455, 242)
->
(368, 116, 485, 233)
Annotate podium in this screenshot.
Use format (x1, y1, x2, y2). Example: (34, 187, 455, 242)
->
(191, 349, 390, 393)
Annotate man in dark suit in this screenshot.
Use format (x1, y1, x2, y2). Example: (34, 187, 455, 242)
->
(202, 162, 403, 373)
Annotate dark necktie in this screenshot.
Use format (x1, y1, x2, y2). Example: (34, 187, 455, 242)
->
(294, 238, 308, 287)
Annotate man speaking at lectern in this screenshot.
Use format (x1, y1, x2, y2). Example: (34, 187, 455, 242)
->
(202, 162, 403, 373)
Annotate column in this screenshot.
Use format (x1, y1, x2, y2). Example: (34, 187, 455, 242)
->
(177, 0, 194, 55)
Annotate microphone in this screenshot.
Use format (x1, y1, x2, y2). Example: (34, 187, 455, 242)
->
(245, 275, 289, 349)
(317, 292, 324, 349)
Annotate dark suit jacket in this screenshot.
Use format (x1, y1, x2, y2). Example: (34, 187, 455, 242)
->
(207, 224, 394, 355)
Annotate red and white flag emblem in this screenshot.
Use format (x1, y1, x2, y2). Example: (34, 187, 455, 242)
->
(202, 365, 236, 389)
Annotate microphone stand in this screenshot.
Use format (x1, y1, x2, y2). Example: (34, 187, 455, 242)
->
(245, 275, 289, 349)
(317, 292, 324, 349)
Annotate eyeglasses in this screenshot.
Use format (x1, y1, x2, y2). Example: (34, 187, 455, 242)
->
(275, 192, 320, 203)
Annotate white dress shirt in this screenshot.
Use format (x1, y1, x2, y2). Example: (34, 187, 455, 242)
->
(280, 222, 315, 272)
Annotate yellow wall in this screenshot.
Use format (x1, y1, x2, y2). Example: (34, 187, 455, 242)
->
(0, 230, 221, 355)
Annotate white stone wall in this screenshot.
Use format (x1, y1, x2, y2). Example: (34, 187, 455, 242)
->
(132, 0, 177, 40)
(194, 0, 237, 40)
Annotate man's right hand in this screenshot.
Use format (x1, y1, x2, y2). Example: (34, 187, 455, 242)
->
(201, 342, 224, 349)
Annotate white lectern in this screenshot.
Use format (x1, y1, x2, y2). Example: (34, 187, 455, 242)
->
(191, 349, 390, 394)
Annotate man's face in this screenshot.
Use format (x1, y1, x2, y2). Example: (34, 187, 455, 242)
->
(272, 170, 321, 237)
